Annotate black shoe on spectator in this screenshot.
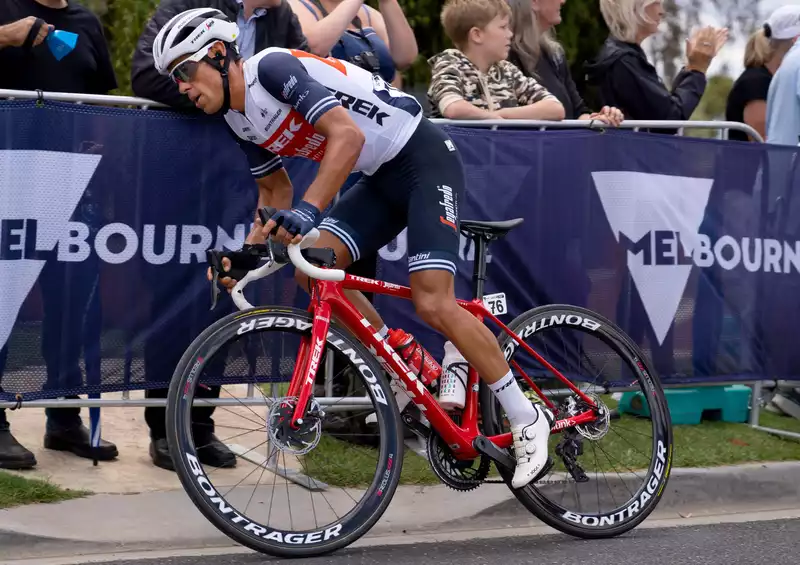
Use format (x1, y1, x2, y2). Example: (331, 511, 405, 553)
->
(150, 438, 175, 471)
(150, 435, 236, 471)
(0, 429, 37, 470)
(44, 424, 119, 461)
(196, 433, 237, 469)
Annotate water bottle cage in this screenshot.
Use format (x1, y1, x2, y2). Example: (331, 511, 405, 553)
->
(396, 340, 438, 389)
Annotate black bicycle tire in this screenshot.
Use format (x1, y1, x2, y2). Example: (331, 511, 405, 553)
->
(165, 305, 404, 557)
(480, 303, 674, 539)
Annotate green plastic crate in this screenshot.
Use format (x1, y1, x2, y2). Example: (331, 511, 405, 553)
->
(617, 385, 751, 425)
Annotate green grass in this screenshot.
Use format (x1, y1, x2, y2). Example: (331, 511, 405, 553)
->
(301, 410, 800, 488)
(303, 435, 438, 488)
(0, 471, 90, 509)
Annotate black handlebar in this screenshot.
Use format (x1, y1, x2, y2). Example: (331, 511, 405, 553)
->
(204, 207, 337, 310)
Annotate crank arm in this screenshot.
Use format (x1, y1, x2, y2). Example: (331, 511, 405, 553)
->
(402, 412, 431, 441)
(474, 436, 555, 485)
(473, 435, 516, 472)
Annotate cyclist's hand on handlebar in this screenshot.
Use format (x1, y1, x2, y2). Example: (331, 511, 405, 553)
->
(206, 258, 238, 293)
(262, 201, 321, 246)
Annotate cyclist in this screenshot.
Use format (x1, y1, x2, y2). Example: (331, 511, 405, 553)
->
(152, 7, 558, 489)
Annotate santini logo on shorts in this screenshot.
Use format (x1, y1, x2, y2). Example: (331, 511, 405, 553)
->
(438, 185, 457, 231)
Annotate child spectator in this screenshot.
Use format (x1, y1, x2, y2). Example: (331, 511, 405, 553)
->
(427, 0, 564, 120)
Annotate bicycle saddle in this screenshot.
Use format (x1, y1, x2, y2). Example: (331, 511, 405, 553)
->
(459, 218, 524, 240)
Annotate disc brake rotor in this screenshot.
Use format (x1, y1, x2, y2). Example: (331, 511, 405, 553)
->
(574, 392, 611, 441)
(267, 396, 323, 455)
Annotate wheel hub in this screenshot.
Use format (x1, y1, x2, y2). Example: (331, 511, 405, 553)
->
(267, 397, 323, 455)
(575, 392, 611, 441)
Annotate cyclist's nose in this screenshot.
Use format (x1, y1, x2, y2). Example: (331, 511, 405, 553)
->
(178, 81, 191, 95)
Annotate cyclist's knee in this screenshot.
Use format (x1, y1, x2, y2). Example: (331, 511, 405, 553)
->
(412, 285, 458, 332)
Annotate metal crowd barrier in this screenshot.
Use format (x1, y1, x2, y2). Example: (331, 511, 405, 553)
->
(2, 88, 794, 446)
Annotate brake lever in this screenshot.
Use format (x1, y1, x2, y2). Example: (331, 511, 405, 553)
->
(206, 249, 225, 311)
(258, 206, 279, 229)
(210, 268, 221, 310)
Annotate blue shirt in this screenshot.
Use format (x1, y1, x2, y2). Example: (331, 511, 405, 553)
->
(766, 40, 800, 146)
(235, 0, 268, 59)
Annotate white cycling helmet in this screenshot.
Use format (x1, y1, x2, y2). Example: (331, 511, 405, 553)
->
(152, 8, 239, 75)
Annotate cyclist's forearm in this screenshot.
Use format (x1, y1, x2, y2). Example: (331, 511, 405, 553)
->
(255, 171, 294, 212)
(302, 129, 364, 211)
(247, 171, 294, 244)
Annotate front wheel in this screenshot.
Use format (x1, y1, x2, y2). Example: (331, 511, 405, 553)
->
(481, 304, 673, 539)
(165, 306, 405, 557)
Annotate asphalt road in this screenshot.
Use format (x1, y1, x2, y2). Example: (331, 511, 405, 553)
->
(82, 518, 799, 565)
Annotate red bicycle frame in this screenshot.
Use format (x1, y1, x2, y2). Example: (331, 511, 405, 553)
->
(286, 273, 599, 460)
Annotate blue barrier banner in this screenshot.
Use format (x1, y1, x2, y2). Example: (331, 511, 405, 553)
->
(1, 99, 800, 401)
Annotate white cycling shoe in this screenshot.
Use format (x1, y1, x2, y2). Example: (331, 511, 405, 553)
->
(510, 404, 555, 489)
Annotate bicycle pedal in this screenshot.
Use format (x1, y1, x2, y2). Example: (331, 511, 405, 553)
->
(473, 435, 516, 472)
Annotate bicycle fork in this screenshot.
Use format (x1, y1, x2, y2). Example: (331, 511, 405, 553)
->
(286, 302, 332, 427)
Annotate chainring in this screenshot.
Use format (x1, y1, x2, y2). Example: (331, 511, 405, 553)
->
(267, 396, 323, 456)
(426, 432, 492, 491)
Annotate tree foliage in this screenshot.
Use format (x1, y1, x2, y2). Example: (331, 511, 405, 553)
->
(648, 0, 762, 86)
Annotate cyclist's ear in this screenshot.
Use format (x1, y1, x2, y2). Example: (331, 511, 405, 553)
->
(208, 40, 226, 60)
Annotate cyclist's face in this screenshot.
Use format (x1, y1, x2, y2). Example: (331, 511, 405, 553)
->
(171, 45, 225, 113)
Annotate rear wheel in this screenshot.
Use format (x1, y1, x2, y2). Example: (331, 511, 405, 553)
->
(166, 306, 404, 557)
(480, 304, 673, 539)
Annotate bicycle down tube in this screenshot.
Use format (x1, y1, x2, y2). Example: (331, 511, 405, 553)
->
(287, 271, 597, 460)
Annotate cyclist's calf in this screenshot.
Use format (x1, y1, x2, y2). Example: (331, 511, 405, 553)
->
(410, 269, 510, 384)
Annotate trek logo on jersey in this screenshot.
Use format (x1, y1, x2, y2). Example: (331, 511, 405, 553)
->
(437, 185, 457, 231)
(266, 118, 303, 152)
(331, 91, 390, 126)
(262, 111, 327, 161)
(282, 75, 298, 99)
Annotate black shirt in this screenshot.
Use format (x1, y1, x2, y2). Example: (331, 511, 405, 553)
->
(508, 47, 591, 120)
(0, 0, 117, 94)
(725, 66, 772, 142)
(585, 36, 706, 133)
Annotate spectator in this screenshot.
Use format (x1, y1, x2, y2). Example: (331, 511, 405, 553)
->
(131, 0, 308, 110)
(584, 0, 727, 124)
(0, 0, 119, 469)
(505, 0, 623, 125)
(427, 0, 565, 121)
(131, 2, 308, 471)
(763, 5, 800, 146)
(726, 28, 784, 142)
(728, 7, 800, 144)
(288, 0, 418, 87)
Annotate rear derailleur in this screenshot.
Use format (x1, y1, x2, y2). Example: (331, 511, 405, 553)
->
(555, 428, 589, 483)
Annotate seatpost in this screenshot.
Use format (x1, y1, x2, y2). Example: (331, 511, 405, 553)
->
(471, 236, 489, 300)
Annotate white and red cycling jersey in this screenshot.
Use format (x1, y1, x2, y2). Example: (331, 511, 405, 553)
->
(224, 47, 423, 178)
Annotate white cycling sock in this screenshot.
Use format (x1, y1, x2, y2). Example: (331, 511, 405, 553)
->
(489, 371, 537, 427)
(378, 325, 389, 339)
